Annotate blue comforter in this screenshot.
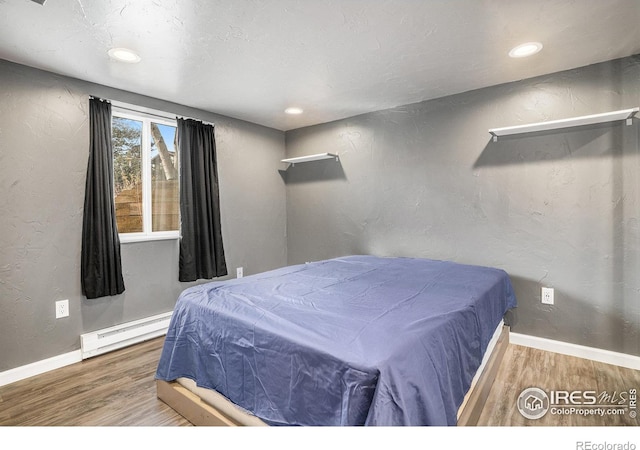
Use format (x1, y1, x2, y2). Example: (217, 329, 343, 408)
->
(155, 255, 517, 425)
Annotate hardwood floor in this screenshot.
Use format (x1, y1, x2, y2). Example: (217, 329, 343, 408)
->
(477, 344, 640, 426)
(0, 337, 638, 426)
(0, 337, 191, 426)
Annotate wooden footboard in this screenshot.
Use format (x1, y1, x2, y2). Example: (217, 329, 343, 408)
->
(157, 325, 510, 426)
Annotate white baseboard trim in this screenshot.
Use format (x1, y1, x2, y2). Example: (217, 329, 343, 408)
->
(1, 312, 173, 387)
(510, 332, 640, 371)
(0, 350, 82, 387)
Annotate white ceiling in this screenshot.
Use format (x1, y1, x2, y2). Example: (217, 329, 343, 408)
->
(1, 0, 639, 131)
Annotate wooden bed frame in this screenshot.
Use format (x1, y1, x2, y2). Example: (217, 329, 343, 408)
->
(157, 378, 249, 426)
(156, 325, 510, 426)
(456, 325, 509, 426)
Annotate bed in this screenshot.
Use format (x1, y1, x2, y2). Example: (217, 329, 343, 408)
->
(155, 255, 517, 426)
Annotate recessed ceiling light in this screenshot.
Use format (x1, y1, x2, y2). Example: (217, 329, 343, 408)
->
(108, 47, 141, 63)
(284, 107, 303, 115)
(509, 42, 543, 58)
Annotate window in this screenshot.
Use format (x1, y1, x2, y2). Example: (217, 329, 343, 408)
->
(112, 107, 179, 242)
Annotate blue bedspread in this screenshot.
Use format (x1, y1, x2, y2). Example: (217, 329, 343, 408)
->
(155, 255, 517, 426)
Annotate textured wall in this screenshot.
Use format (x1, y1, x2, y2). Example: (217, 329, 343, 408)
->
(0, 60, 287, 371)
(2, 54, 639, 373)
(285, 56, 640, 356)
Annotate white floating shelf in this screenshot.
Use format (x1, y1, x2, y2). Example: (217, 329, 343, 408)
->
(281, 153, 338, 165)
(489, 107, 638, 141)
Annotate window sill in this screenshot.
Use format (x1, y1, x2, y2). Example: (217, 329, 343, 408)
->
(119, 233, 179, 244)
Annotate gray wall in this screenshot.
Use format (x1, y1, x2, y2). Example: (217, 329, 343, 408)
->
(2, 54, 639, 373)
(0, 60, 287, 372)
(285, 56, 640, 357)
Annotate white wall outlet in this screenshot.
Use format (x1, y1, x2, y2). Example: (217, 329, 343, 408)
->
(55, 299, 69, 318)
(541, 287, 554, 305)
(236, 267, 243, 278)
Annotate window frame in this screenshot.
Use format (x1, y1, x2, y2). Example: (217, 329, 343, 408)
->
(111, 105, 179, 243)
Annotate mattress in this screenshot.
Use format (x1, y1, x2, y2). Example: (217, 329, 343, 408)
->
(155, 255, 517, 425)
(172, 318, 506, 426)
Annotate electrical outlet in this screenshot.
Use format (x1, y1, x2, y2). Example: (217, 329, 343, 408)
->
(55, 299, 69, 318)
(236, 267, 243, 278)
(541, 287, 554, 305)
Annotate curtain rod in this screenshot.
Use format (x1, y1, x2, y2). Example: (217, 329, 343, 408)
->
(92, 97, 215, 127)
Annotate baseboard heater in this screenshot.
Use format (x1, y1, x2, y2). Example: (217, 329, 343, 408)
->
(80, 311, 173, 359)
